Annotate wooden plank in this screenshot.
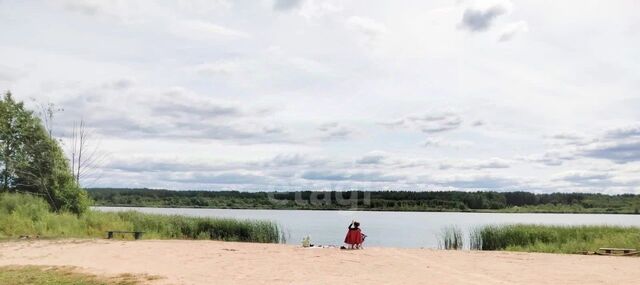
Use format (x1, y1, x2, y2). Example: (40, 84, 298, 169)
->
(598, 248, 636, 251)
(106, 231, 145, 240)
(596, 248, 638, 256)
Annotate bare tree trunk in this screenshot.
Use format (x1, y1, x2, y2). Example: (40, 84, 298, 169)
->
(69, 119, 106, 187)
(1, 146, 8, 192)
(35, 102, 107, 188)
(76, 120, 85, 184)
(1, 163, 7, 192)
(37, 102, 58, 140)
(71, 121, 76, 182)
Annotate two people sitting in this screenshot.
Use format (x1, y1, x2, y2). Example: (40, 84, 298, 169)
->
(344, 220, 366, 249)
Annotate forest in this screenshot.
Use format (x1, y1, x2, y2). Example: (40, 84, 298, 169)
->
(88, 188, 640, 214)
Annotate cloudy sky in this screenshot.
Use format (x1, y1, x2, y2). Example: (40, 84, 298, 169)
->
(1, 0, 639, 193)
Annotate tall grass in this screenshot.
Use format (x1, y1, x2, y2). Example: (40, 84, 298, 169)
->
(469, 224, 640, 253)
(0, 193, 283, 243)
(469, 227, 482, 250)
(438, 225, 464, 250)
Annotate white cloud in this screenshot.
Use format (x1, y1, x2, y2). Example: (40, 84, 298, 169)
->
(423, 137, 473, 148)
(499, 21, 528, 41)
(459, 0, 512, 32)
(439, 158, 511, 170)
(346, 16, 387, 45)
(192, 61, 240, 77)
(60, 0, 111, 16)
(317, 122, 357, 141)
(171, 20, 249, 40)
(520, 152, 572, 166)
(273, 0, 304, 11)
(50, 82, 289, 144)
(555, 170, 612, 186)
(382, 112, 463, 134)
(296, 0, 342, 19)
(2, 1, 638, 193)
(356, 152, 388, 165)
(0, 64, 27, 84)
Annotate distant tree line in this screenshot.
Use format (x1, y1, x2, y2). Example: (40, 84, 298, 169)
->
(88, 188, 640, 214)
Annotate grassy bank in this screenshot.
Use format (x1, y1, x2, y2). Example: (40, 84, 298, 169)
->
(470, 224, 640, 253)
(0, 266, 154, 285)
(0, 193, 283, 243)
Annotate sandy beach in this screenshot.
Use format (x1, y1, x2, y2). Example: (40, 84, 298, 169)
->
(1, 240, 639, 285)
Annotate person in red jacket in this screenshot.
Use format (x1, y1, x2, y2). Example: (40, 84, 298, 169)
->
(344, 220, 366, 249)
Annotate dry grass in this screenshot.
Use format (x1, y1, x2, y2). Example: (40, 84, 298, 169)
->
(0, 265, 161, 285)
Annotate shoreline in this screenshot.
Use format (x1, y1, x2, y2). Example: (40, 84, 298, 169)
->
(2, 239, 640, 285)
(92, 205, 640, 215)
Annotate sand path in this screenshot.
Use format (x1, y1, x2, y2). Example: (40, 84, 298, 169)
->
(1, 239, 639, 285)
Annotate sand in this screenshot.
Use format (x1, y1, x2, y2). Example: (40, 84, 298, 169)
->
(1, 239, 639, 285)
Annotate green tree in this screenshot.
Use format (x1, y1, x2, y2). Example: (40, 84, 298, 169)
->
(0, 92, 89, 214)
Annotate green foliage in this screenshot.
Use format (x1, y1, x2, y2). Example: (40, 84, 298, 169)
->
(438, 225, 464, 250)
(0, 92, 89, 214)
(0, 193, 282, 243)
(470, 224, 640, 253)
(88, 188, 640, 214)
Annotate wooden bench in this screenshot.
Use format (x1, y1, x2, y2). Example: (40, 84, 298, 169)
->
(598, 248, 637, 255)
(106, 231, 144, 240)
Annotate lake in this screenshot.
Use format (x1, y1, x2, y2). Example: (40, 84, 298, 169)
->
(94, 207, 640, 248)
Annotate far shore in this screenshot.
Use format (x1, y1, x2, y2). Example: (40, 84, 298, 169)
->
(93, 204, 640, 215)
(2, 239, 639, 285)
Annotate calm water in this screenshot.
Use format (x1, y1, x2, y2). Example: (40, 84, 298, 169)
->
(94, 207, 640, 248)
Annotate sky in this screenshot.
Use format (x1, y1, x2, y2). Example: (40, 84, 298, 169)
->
(1, 0, 639, 193)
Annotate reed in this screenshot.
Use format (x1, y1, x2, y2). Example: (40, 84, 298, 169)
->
(0, 193, 283, 243)
(469, 227, 483, 250)
(470, 224, 640, 253)
(438, 225, 464, 250)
